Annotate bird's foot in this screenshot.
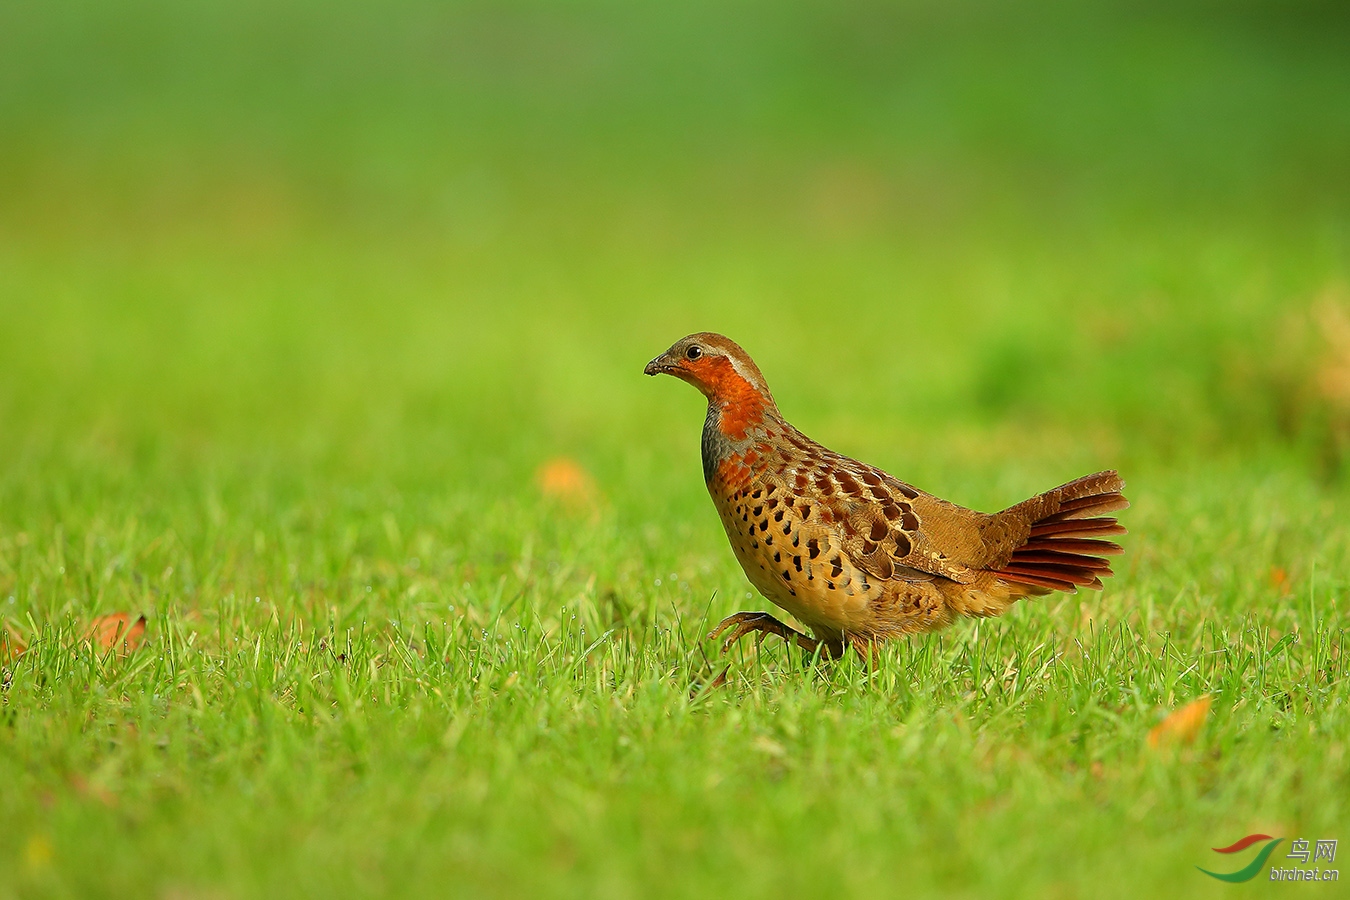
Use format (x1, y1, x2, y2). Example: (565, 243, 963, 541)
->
(707, 611, 843, 660)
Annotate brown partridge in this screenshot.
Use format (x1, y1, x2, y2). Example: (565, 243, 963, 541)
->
(645, 332, 1128, 658)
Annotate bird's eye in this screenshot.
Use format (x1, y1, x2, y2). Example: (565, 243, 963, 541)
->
(685, 345, 703, 361)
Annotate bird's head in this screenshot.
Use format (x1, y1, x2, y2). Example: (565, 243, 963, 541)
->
(644, 332, 778, 436)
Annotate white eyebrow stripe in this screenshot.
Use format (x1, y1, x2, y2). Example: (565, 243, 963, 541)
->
(725, 354, 767, 393)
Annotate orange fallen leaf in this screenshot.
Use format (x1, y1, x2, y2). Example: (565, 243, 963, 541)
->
(86, 613, 147, 655)
(536, 457, 599, 508)
(1, 626, 26, 664)
(1148, 695, 1211, 749)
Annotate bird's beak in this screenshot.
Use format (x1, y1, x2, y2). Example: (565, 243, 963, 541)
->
(644, 353, 676, 376)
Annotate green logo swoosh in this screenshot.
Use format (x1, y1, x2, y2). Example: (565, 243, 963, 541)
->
(1198, 838, 1283, 882)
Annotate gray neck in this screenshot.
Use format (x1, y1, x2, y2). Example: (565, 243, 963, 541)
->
(700, 403, 760, 484)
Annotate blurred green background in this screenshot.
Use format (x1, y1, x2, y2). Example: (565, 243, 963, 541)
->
(3, 0, 1348, 494)
(2, 1, 1350, 896)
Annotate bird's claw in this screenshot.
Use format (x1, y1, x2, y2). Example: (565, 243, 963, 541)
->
(708, 611, 839, 659)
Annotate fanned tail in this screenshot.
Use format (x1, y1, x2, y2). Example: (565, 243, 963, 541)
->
(993, 470, 1128, 596)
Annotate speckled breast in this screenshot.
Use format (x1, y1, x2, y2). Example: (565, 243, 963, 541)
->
(707, 471, 886, 639)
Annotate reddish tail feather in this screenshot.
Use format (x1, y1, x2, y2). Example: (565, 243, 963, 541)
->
(994, 470, 1128, 595)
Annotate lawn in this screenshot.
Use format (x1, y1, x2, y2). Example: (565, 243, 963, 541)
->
(1, 1, 1349, 897)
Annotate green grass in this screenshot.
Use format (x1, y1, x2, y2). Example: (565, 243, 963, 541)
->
(2, 1, 1350, 897)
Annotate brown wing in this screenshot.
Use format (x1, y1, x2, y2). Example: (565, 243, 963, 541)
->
(828, 461, 998, 584)
(772, 447, 989, 585)
(750, 425, 1125, 593)
(753, 426, 999, 585)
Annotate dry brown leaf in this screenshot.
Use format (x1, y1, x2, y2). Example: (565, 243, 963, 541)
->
(86, 613, 147, 655)
(1147, 695, 1212, 749)
(536, 457, 600, 509)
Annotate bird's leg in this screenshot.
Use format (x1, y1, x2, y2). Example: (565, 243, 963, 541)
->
(708, 611, 844, 661)
(845, 633, 883, 667)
